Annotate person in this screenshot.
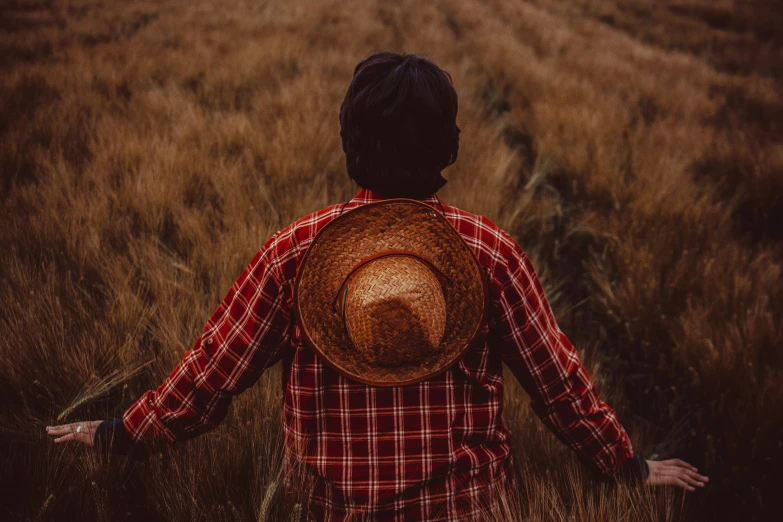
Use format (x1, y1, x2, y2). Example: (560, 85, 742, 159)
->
(46, 51, 708, 520)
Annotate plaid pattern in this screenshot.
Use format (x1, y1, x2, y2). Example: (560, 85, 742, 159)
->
(123, 188, 635, 520)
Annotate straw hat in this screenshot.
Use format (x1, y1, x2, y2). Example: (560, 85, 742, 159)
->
(293, 198, 488, 386)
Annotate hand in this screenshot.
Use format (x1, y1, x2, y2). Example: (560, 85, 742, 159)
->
(646, 458, 709, 491)
(46, 420, 104, 447)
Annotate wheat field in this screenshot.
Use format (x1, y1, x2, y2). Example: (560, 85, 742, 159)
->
(1, 0, 782, 520)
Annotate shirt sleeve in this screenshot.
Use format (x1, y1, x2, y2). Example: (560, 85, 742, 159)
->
(487, 233, 635, 478)
(121, 232, 293, 445)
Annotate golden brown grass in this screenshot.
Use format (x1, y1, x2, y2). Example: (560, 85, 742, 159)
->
(1, 0, 781, 520)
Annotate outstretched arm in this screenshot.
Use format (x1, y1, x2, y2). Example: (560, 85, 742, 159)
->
(487, 232, 707, 489)
(47, 231, 293, 453)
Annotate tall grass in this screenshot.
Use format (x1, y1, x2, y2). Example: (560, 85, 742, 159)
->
(1, 0, 781, 520)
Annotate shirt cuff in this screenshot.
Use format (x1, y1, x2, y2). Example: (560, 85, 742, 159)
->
(93, 419, 148, 460)
(613, 455, 649, 486)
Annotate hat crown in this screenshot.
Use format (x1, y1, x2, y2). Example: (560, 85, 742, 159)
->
(343, 255, 447, 368)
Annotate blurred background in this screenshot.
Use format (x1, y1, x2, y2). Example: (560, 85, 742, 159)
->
(1, 0, 781, 520)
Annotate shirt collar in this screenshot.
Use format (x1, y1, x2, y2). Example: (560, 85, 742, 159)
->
(348, 187, 444, 209)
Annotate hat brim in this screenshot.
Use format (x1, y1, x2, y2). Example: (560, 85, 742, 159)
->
(293, 198, 489, 386)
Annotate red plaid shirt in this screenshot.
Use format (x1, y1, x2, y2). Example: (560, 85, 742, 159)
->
(122, 188, 635, 520)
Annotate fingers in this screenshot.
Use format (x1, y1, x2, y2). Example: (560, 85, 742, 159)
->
(678, 471, 705, 489)
(647, 459, 710, 492)
(665, 458, 698, 473)
(52, 430, 93, 445)
(682, 468, 709, 484)
(661, 463, 709, 485)
(46, 421, 103, 434)
(671, 477, 696, 492)
(53, 432, 77, 444)
(662, 468, 709, 491)
(45, 423, 95, 446)
(46, 425, 76, 436)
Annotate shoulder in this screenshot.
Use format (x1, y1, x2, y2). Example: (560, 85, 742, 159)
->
(258, 202, 346, 283)
(440, 202, 525, 276)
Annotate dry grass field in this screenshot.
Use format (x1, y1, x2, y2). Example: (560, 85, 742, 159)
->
(1, 0, 782, 520)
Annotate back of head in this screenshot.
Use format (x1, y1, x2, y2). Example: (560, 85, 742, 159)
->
(339, 52, 460, 199)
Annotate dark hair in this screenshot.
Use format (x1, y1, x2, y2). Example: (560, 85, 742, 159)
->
(339, 52, 460, 199)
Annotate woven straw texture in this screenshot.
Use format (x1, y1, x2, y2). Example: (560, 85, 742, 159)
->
(343, 255, 447, 368)
(294, 199, 487, 386)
